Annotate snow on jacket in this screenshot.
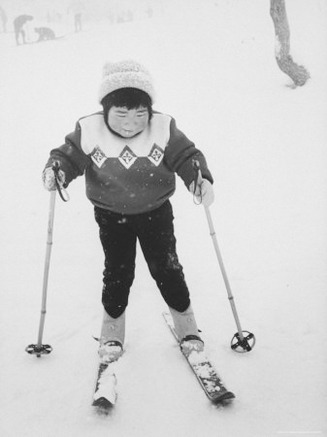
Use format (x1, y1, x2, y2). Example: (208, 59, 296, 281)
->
(46, 111, 213, 215)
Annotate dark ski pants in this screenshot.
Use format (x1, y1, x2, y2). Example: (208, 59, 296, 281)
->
(94, 201, 190, 319)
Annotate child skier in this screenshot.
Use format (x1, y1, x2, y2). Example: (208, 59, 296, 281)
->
(43, 60, 214, 364)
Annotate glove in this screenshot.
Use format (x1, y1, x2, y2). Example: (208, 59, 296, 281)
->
(189, 178, 214, 207)
(42, 166, 65, 191)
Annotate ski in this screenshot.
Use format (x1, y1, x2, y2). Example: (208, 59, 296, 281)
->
(92, 361, 118, 415)
(163, 312, 235, 404)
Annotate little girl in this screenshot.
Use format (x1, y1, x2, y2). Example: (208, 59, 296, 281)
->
(43, 60, 214, 363)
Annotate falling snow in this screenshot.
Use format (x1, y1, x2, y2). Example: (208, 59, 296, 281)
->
(0, 0, 326, 436)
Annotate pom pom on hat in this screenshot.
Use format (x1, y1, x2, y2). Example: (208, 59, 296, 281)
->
(99, 60, 155, 103)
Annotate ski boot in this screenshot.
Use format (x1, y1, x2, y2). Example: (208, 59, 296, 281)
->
(169, 305, 204, 357)
(98, 310, 125, 363)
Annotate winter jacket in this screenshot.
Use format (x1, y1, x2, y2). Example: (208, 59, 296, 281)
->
(45, 111, 213, 215)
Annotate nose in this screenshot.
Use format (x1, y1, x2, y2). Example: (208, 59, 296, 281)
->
(123, 115, 136, 129)
(123, 115, 132, 126)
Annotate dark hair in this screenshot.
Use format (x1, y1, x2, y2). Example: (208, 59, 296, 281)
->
(101, 88, 153, 121)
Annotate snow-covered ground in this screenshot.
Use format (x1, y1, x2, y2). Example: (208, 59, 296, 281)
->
(1, 0, 327, 436)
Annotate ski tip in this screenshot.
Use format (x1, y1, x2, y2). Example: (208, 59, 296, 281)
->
(92, 397, 114, 414)
(211, 390, 235, 405)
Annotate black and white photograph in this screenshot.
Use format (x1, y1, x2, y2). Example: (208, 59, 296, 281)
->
(1, 0, 326, 436)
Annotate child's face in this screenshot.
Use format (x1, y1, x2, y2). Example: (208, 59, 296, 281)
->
(107, 106, 149, 138)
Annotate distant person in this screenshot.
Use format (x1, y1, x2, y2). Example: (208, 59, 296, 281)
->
(146, 7, 153, 19)
(0, 6, 7, 33)
(13, 14, 33, 45)
(74, 12, 82, 32)
(34, 26, 56, 42)
(68, 1, 84, 32)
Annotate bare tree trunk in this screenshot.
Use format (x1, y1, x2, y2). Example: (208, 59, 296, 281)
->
(270, 0, 310, 87)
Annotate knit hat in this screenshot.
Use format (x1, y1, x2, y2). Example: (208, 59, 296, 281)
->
(98, 60, 155, 103)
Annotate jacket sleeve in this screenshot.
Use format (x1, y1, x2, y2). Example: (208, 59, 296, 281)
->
(44, 122, 92, 187)
(164, 117, 214, 188)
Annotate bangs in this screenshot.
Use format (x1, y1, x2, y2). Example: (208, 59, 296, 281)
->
(101, 88, 152, 111)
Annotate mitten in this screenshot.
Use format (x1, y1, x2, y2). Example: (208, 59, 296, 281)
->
(42, 166, 65, 191)
(189, 179, 214, 207)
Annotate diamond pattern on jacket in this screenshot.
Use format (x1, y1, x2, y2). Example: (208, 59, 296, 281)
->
(91, 146, 107, 168)
(119, 146, 137, 169)
(148, 144, 164, 167)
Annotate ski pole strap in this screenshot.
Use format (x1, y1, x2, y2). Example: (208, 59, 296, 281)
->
(192, 159, 203, 205)
(52, 161, 70, 202)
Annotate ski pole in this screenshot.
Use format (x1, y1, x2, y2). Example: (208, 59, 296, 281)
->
(26, 190, 56, 357)
(192, 160, 255, 353)
(26, 162, 68, 358)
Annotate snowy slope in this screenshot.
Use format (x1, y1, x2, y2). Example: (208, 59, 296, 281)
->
(0, 0, 326, 436)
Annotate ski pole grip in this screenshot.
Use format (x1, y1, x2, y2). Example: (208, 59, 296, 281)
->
(192, 159, 203, 183)
(51, 160, 70, 202)
(52, 160, 60, 171)
(192, 159, 206, 205)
